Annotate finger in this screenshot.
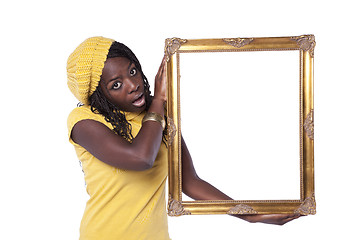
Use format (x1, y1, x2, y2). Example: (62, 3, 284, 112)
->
(286, 213, 301, 220)
(156, 64, 164, 79)
(163, 63, 167, 76)
(157, 58, 166, 72)
(282, 214, 301, 224)
(160, 56, 166, 67)
(162, 57, 167, 69)
(158, 61, 166, 77)
(160, 61, 167, 76)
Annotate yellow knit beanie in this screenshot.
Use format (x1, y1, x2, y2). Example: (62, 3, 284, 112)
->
(67, 36, 115, 105)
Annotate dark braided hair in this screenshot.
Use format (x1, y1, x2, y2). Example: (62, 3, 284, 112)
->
(89, 41, 166, 143)
(90, 86, 135, 142)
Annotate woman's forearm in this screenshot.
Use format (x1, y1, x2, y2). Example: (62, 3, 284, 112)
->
(130, 98, 166, 168)
(181, 136, 232, 200)
(183, 177, 232, 200)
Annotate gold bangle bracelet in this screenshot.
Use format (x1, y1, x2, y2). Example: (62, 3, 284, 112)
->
(142, 112, 165, 130)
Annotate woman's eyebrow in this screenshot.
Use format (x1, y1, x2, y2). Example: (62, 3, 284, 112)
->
(108, 76, 121, 83)
(108, 61, 135, 83)
(127, 61, 135, 70)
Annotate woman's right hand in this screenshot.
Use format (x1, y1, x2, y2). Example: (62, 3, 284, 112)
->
(238, 213, 301, 225)
(153, 56, 167, 102)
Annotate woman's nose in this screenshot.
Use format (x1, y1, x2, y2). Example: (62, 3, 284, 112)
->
(124, 79, 139, 94)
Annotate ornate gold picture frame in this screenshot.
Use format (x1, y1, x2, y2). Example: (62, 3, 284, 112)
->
(165, 35, 315, 216)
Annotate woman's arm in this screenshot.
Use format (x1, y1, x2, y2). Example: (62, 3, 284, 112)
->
(181, 136, 301, 225)
(71, 57, 167, 171)
(181, 136, 232, 200)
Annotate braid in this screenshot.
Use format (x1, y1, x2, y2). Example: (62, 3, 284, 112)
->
(90, 86, 134, 142)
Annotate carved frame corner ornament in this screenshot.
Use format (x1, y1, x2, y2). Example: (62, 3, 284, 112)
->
(167, 198, 191, 216)
(291, 35, 316, 58)
(223, 37, 254, 48)
(304, 109, 314, 140)
(227, 204, 258, 215)
(294, 193, 316, 215)
(167, 117, 177, 146)
(164, 38, 187, 62)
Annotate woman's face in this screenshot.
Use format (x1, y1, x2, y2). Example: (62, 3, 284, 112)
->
(99, 57, 146, 113)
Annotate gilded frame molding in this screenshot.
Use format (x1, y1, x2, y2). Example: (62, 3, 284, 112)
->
(165, 35, 315, 216)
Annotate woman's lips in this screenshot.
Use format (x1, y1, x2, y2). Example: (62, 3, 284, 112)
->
(132, 94, 145, 108)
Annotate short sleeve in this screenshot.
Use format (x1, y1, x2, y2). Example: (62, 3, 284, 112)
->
(67, 106, 112, 146)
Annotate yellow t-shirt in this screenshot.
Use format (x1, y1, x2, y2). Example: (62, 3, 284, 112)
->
(67, 105, 170, 240)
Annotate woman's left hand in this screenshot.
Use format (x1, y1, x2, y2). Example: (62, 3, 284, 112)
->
(236, 213, 301, 225)
(153, 56, 167, 102)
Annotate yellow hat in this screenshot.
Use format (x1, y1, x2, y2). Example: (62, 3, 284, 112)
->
(67, 36, 115, 105)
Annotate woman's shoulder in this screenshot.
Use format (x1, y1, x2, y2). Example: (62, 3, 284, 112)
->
(69, 104, 92, 115)
(68, 105, 95, 120)
(67, 105, 107, 130)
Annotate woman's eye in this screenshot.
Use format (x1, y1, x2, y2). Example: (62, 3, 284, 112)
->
(112, 82, 122, 90)
(130, 68, 137, 76)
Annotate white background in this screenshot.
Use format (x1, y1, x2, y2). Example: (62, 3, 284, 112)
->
(180, 51, 301, 200)
(1, 0, 359, 239)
